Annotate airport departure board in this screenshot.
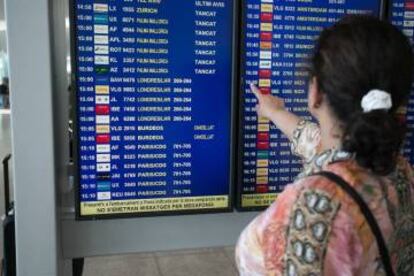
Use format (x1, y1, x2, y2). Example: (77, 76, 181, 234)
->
(72, 0, 235, 218)
(390, 0, 414, 165)
(237, 0, 383, 210)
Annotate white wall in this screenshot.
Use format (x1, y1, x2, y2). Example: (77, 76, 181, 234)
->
(5, 0, 62, 274)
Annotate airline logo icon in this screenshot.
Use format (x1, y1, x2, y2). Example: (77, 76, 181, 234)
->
(97, 181, 111, 191)
(406, 2, 414, 10)
(93, 3, 108, 13)
(97, 163, 111, 172)
(95, 95, 110, 104)
(94, 25, 109, 34)
(97, 154, 111, 163)
(261, 4, 273, 12)
(259, 87, 271, 95)
(404, 20, 414, 27)
(257, 168, 269, 176)
(257, 132, 270, 141)
(96, 125, 110, 134)
(258, 124, 270, 132)
(259, 69, 272, 78)
(256, 185, 269, 193)
(404, 29, 414, 37)
(259, 79, 271, 87)
(94, 14, 109, 24)
(95, 85, 109, 94)
(259, 60, 272, 69)
(96, 76, 109, 84)
(96, 115, 110, 124)
(94, 35, 108, 45)
(95, 55, 109, 65)
(257, 141, 270, 150)
(96, 105, 110, 115)
(260, 23, 273, 32)
(97, 173, 111, 181)
(256, 176, 269, 185)
(96, 144, 111, 153)
(95, 66, 110, 74)
(257, 151, 269, 159)
(260, 51, 272, 60)
(258, 117, 270, 123)
(260, 32, 272, 41)
(97, 191, 111, 200)
(405, 11, 414, 19)
(260, 42, 272, 50)
(257, 159, 269, 167)
(96, 134, 110, 144)
(261, 13, 273, 22)
(94, 45, 109, 55)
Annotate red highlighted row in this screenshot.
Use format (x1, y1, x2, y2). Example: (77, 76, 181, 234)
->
(96, 105, 110, 115)
(260, 32, 272, 41)
(259, 69, 271, 78)
(260, 87, 271, 95)
(261, 13, 272, 22)
(256, 185, 269, 193)
(96, 134, 110, 144)
(257, 141, 269, 150)
(257, 132, 269, 141)
(406, 2, 414, 10)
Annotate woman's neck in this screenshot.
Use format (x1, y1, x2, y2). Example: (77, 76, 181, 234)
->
(318, 115, 343, 152)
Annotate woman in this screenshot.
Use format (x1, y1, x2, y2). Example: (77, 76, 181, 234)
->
(236, 16, 414, 275)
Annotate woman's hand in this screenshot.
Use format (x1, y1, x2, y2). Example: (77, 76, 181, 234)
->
(250, 83, 286, 119)
(250, 83, 300, 141)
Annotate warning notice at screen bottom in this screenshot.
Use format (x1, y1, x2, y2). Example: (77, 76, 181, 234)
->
(80, 195, 229, 216)
(241, 193, 278, 208)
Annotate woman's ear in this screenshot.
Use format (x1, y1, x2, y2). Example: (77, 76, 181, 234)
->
(308, 77, 323, 117)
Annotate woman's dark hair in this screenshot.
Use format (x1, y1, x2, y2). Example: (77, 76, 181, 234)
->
(310, 15, 414, 175)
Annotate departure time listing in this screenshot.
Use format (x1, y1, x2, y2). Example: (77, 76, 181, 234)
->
(391, 0, 414, 165)
(239, 0, 380, 209)
(74, 0, 234, 217)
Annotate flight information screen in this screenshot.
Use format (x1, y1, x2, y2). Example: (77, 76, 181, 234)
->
(72, 0, 235, 218)
(390, 0, 414, 165)
(238, 0, 382, 210)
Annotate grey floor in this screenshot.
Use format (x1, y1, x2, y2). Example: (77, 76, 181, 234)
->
(0, 113, 238, 275)
(83, 247, 237, 276)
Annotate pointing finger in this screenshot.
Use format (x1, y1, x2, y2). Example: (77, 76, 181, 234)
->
(250, 83, 262, 100)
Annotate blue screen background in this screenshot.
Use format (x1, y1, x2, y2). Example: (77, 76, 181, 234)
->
(74, 0, 234, 209)
(239, 0, 382, 204)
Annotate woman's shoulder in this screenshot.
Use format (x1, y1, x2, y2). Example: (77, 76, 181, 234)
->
(256, 174, 352, 274)
(291, 120, 321, 162)
(263, 174, 341, 223)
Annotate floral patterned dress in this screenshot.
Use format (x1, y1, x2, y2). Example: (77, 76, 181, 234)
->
(236, 121, 414, 276)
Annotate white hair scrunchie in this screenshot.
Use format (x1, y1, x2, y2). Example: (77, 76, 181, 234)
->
(361, 89, 393, 113)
